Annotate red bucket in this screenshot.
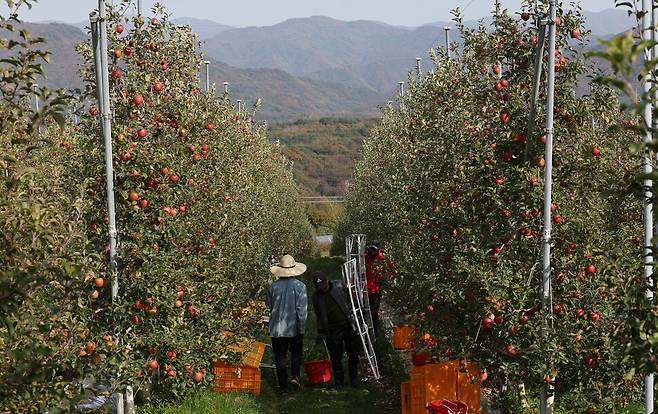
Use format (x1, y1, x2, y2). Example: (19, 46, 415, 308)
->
(304, 359, 332, 385)
(412, 351, 429, 366)
(427, 400, 468, 414)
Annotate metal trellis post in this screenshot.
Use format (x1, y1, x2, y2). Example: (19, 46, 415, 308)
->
(644, 0, 655, 412)
(92, 1, 124, 411)
(525, 20, 547, 163)
(223, 82, 229, 94)
(416, 57, 422, 78)
(204, 60, 210, 92)
(539, 1, 556, 413)
(443, 27, 451, 58)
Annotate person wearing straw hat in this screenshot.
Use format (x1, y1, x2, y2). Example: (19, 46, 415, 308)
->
(266, 254, 308, 391)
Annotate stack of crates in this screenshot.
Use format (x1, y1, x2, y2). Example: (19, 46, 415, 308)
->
(400, 360, 481, 414)
(214, 336, 266, 395)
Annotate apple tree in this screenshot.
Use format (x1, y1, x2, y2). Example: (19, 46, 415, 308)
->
(336, 2, 643, 411)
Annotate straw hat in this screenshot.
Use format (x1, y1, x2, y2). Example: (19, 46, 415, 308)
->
(270, 255, 307, 277)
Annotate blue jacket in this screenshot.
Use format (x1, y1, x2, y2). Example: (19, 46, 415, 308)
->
(266, 277, 307, 338)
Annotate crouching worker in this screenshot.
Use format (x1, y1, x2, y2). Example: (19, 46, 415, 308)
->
(312, 271, 360, 388)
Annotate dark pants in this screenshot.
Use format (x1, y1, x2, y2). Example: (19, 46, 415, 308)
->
(272, 334, 303, 389)
(368, 291, 381, 338)
(326, 328, 360, 386)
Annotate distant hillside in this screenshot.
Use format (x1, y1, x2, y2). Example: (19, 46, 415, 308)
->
(3, 22, 87, 89)
(172, 17, 233, 40)
(268, 118, 379, 196)
(203, 10, 636, 94)
(208, 61, 386, 122)
(204, 16, 443, 91)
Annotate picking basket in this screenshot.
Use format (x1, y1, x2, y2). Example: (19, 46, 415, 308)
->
(212, 362, 261, 395)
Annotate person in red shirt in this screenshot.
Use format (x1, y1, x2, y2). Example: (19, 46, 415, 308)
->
(364, 240, 394, 339)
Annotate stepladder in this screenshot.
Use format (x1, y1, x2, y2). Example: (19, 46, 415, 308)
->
(344, 234, 376, 343)
(342, 258, 380, 380)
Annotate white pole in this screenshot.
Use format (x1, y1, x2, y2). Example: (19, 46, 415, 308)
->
(136, 0, 142, 16)
(223, 82, 229, 94)
(643, 0, 655, 411)
(443, 27, 451, 58)
(204, 60, 210, 92)
(416, 57, 422, 78)
(93, 1, 124, 411)
(540, 1, 556, 413)
(398, 81, 404, 96)
(236, 99, 241, 114)
(525, 20, 547, 162)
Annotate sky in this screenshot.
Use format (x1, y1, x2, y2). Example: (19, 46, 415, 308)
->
(18, 0, 615, 27)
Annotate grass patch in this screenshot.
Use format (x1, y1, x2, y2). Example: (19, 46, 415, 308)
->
(137, 390, 261, 414)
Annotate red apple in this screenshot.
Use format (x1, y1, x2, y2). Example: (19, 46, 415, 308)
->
(515, 132, 526, 142)
(586, 264, 596, 274)
(495, 82, 503, 92)
(113, 48, 123, 59)
(483, 317, 494, 329)
(589, 311, 601, 323)
(139, 199, 149, 208)
(153, 82, 164, 92)
(499, 111, 510, 124)
(505, 344, 518, 357)
(494, 315, 504, 325)
(206, 122, 215, 131)
(492, 64, 501, 75)
(571, 29, 581, 39)
(194, 371, 204, 382)
(94, 277, 105, 288)
(538, 135, 547, 145)
(530, 35, 537, 45)
(133, 95, 144, 106)
(148, 359, 159, 370)
(550, 202, 557, 212)
(137, 128, 148, 138)
(494, 175, 504, 185)
(500, 79, 509, 87)
(151, 17, 160, 25)
(553, 214, 562, 224)
(89, 106, 98, 116)
(169, 174, 179, 184)
(552, 303, 563, 314)
(521, 12, 530, 21)
(161, 166, 169, 175)
(575, 308, 585, 318)
(116, 25, 124, 34)
(120, 151, 131, 161)
(591, 147, 601, 157)
(111, 68, 122, 79)
(555, 16, 562, 26)
(128, 191, 139, 202)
